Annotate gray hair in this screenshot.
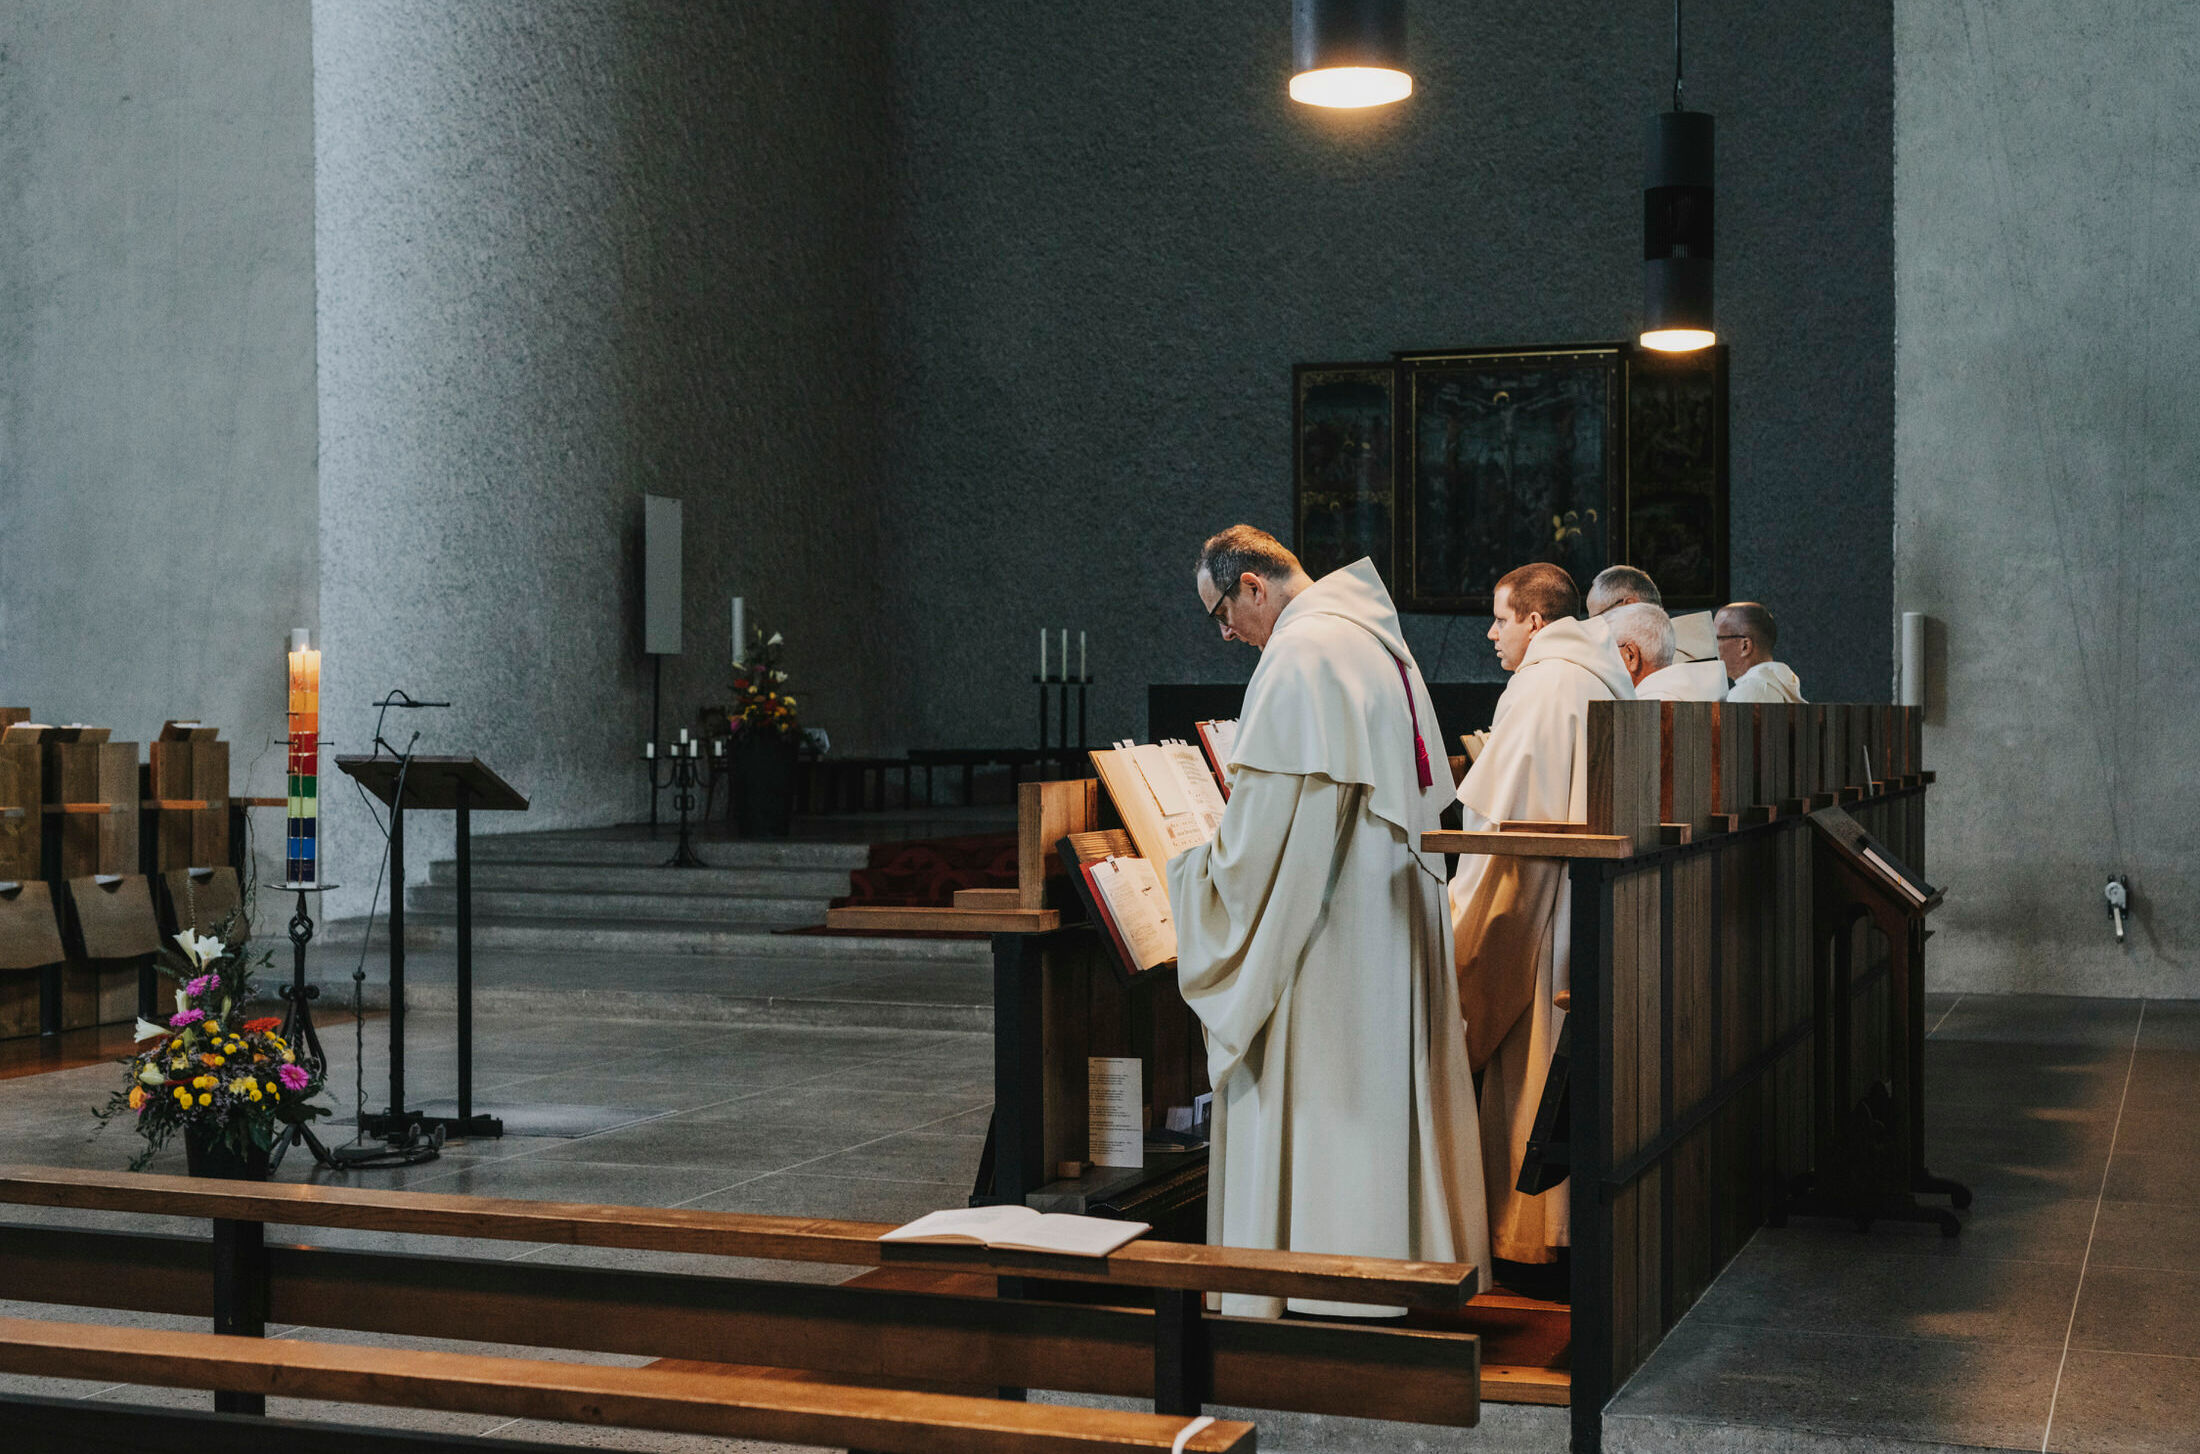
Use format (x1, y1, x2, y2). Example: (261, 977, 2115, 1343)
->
(1605, 602, 1676, 672)
(1717, 601, 1778, 653)
(1587, 565, 1662, 616)
(1196, 525, 1302, 590)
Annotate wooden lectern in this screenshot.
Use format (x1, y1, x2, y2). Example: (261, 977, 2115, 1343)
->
(337, 754, 528, 1141)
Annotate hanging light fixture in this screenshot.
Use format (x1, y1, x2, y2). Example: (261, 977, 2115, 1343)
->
(1641, 0, 1715, 351)
(1290, 0, 1412, 109)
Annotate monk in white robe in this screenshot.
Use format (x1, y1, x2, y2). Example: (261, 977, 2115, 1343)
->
(1716, 601, 1806, 703)
(1450, 563, 1634, 1264)
(1171, 527, 1490, 1317)
(1607, 602, 1727, 702)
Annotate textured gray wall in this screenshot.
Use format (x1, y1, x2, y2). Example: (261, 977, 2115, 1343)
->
(1896, 1, 2200, 995)
(881, 1, 1894, 747)
(313, 1, 894, 915)
(0, 1, 316, 837)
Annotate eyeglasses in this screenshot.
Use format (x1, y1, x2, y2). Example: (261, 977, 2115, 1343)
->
(1208, 579, 1242, 624)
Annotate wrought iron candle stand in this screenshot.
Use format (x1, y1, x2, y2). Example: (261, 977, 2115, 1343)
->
(1034, 672, 1092, 779)
(645, 743, 718, 868)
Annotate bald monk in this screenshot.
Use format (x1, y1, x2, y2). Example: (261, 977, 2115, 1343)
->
(1450, 563, 1634, 1265)
(1584, 564, 1661, 617)
(1717, 602, 1806, 703)
(1608, 602, 1727, 701)
(1172, 526, 1490, 1317)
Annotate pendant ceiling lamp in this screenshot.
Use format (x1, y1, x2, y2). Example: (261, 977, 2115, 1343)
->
(1641, 0, 1715, 352)
(1290, 0, 1412, 109)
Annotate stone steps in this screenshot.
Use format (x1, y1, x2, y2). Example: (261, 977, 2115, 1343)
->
(322, 912, 989, 965)
(405, 884, 829, 927)
(425, 859, 856, 899)
(468, 832, 871, 871)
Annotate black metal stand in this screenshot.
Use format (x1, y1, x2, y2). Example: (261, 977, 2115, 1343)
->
(266, 887, 336, 1174)
(361, 782, 500, 1143)
(1033, 673, 1091, 779)
(648, 749, 717, 868)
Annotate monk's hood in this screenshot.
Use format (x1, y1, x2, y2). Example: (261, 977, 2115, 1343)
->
(1518, 616, 1636, 699)
(1275, 556, 1410, 659)
(1735, 661, 1805, 700)
(1669, 611, 1719, 662)
(1230, 558, 1449, 877)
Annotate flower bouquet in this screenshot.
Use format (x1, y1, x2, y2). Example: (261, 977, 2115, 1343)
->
(729, 626, 800, 836)
(729, 627, 799, 740)
(95, 928, 329, 1175)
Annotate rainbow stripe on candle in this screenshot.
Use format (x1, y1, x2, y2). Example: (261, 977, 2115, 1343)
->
(286, 644, 320, 885)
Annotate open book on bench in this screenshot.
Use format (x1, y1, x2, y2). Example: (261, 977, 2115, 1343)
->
(880, 1204, 1150, 1257)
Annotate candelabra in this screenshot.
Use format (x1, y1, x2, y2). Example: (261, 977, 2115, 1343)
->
(644, 738, 720, 868)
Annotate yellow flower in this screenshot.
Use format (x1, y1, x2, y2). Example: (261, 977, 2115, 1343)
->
(173, 1087, 190, 1104)
(127, 1086, 146, 1111)
(227, 1077, 255, 1094)
(192, 1074, 217, 1090)
(263, 1080, 277, 1095)
(195, 1093, 211, 1108)
(201, 1053, 225, 1067)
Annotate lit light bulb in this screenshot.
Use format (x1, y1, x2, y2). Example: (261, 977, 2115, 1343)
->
(1639, 328, 1718, 353)
(1289, 67, 1413, 108)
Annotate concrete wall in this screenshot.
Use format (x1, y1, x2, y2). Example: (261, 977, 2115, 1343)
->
(1895, 1, 2200, 995)
(313, 1, 895, 915)
(880, 0, 1895, 747)
(0, 1, 316, 841)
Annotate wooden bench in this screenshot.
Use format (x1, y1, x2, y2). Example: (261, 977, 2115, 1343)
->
(0, 1164, 1483, 1436)
(0, 1314, 1252, 1453)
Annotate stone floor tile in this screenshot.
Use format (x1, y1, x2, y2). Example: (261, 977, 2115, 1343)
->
(1605, 1321, 2059, 1450)
(794, 1131, 987, 1188)
(1685, 1236, 2081, 1345)
(2067, 1263, 2200, 1359)
(2086, 1198, 2200, 1275)
(2046, 1348, 2200, 1454)
(681, 1172, 959, 1225)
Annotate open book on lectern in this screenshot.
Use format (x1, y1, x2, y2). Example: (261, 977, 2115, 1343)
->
(1087, 741, 1225, 897)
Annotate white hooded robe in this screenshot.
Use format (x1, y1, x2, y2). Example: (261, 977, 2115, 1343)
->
(1168, 560, 1491, 1317)
(1448, 617, 1634, 1264)
(1726, 660, 1806, 703)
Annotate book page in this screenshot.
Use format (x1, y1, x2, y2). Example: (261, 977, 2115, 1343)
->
(879, 1204, 1041, 1245)
(1130, 743, 1192, 818)
(993, 1214, 1150, 1258)
(1163, 743, 1226, 838)
(1089, 855, 1176, 970)
(1197, 718, 1238, 773)
(1088, 1055, 1143, 1168)
(1089, 747, 1206, 892)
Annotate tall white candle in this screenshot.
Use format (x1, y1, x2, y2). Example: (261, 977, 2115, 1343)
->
(1060, 629, 1068, 681)
(1039, 629, 1047, 680)
(1080, 631, 1087, 681)
(679, 726, 689, 743)
(731, 597, 746, 665)
(644, 741, 655, 759)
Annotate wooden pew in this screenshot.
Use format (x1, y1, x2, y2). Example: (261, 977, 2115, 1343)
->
(0, 1164, 1482, 1430)
(0, 1315, 1254, 1454)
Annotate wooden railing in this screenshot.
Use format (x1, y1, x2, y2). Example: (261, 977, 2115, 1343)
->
(1428, 702, 1932, 1454)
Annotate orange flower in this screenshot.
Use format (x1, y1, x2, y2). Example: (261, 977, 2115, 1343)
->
(243, 1017, 281, 1033)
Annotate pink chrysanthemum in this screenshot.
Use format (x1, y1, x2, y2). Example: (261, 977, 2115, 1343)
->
(168, 1009, 206, 1028)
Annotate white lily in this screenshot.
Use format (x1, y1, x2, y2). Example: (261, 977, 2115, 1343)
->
(133, 1017, 167, 1042)
(174, 929, 225, 969)
(767, 631, 783, 646)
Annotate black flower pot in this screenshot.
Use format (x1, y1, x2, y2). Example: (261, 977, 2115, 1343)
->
(183, 1126, 271, 1181)
(731, 732, 798, 838)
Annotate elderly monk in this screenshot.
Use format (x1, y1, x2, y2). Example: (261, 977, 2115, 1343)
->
(1172, 526, 1490, 1317)
(1609, 602, 1727, 701)
(1717, 601, 1806, 703)
(1451, 563, 1634, 1266)
(1584, 563, 1662, 617)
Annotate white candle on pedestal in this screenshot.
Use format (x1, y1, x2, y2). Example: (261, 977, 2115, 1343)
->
(1059, 629, 1068, 680)
(679, 726, 689, 743)
(1039, 629, 1047, 680)
(1080, 631, 1087, 681)
(731, 597, 746, 665)
(644, 741, 655, 759)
